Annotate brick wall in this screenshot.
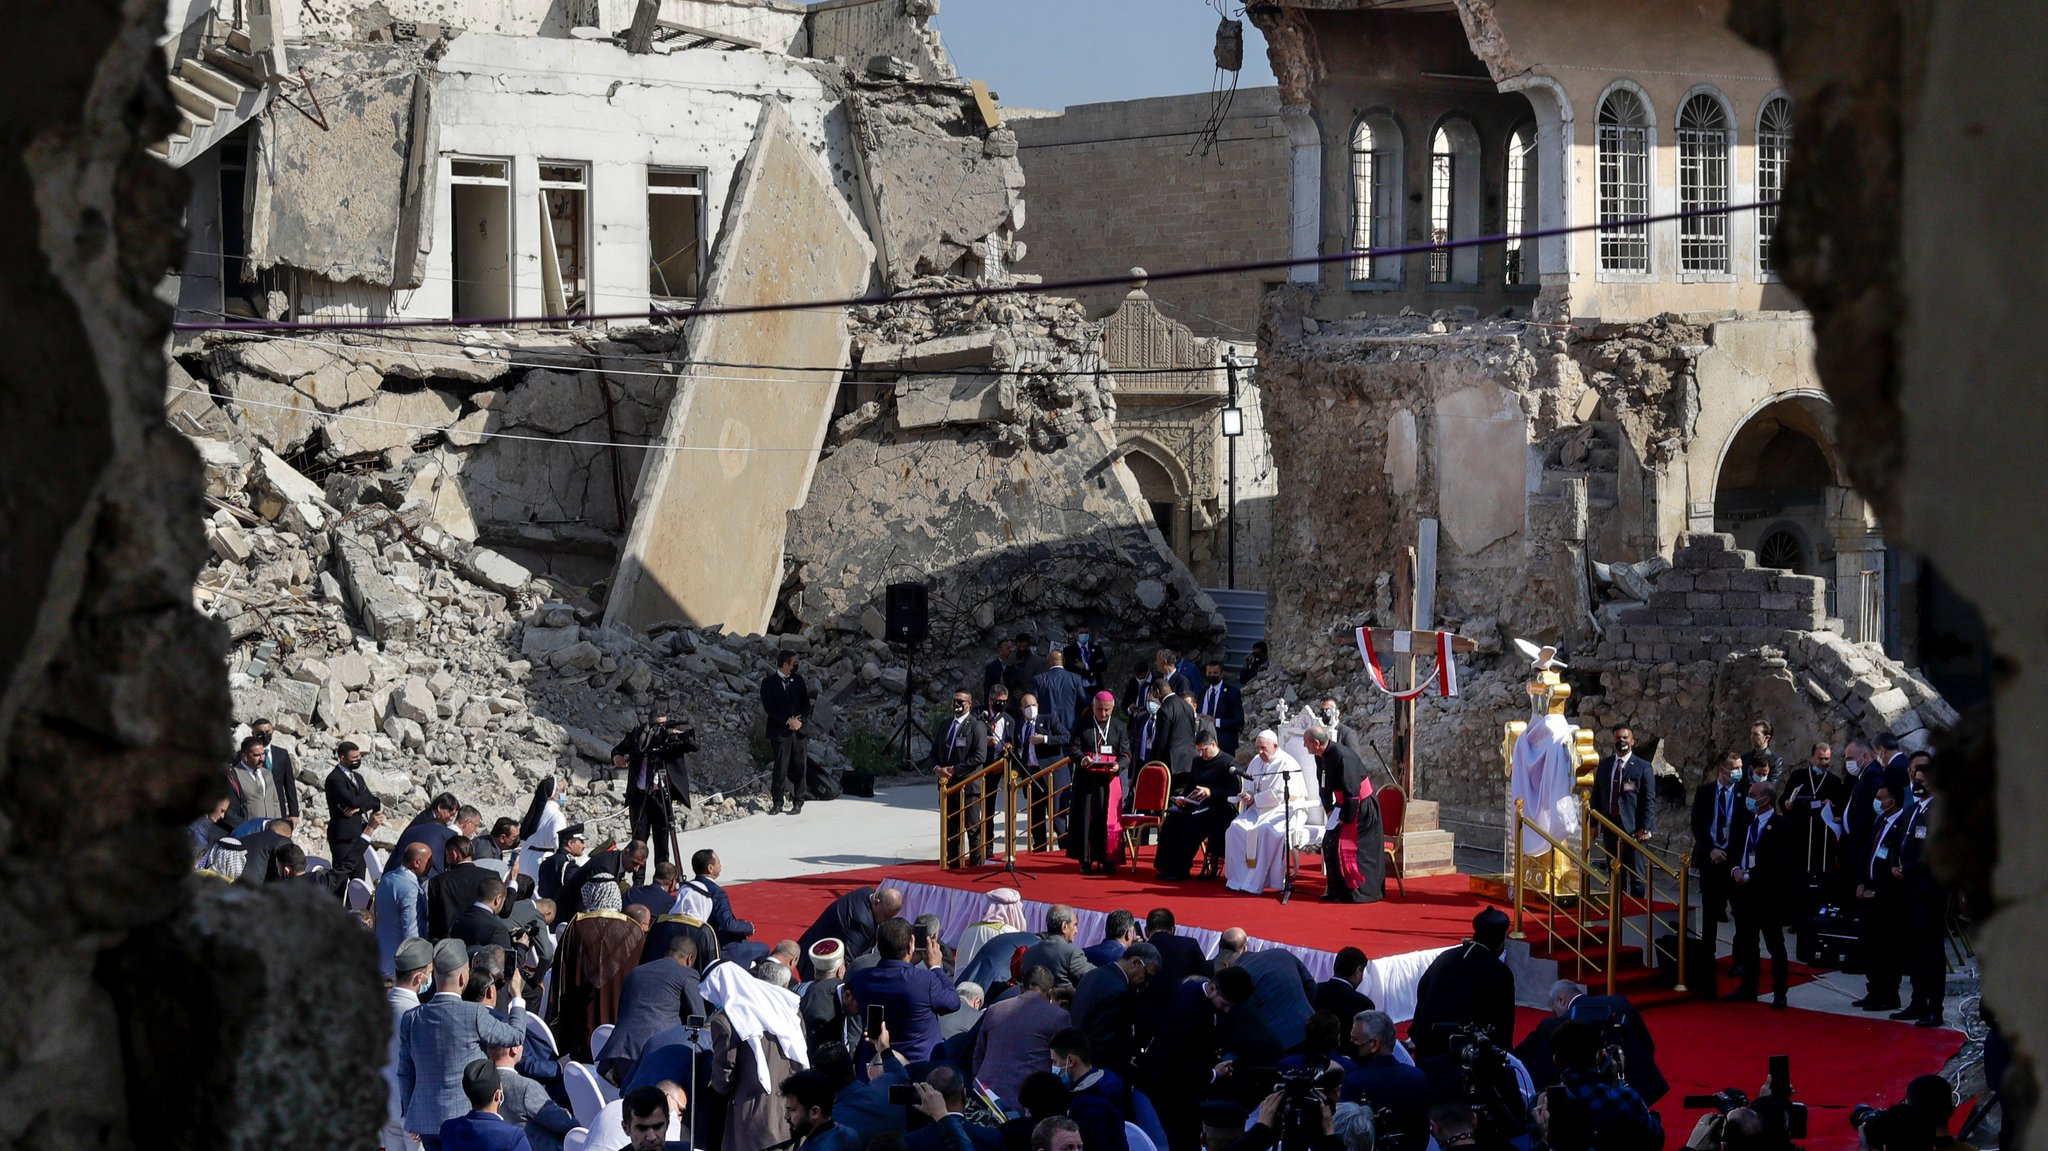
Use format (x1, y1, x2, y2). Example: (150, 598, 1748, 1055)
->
(1011, 88, 1292, 338)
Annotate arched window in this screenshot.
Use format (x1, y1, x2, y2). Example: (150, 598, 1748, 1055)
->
(1348, 116, 1400, 283)
(1504, 123, 1537, 284)
(1757, 96, 1792, 275)
(1425, 120, 1480, 284)
(1677, 92, 1731, 273)
(1597, 88, 1651, 273)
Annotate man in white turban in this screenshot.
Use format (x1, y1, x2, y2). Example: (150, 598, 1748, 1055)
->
(1224, 731, 1316, 895)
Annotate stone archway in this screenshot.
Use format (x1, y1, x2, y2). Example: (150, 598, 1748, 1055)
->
(1712, 396, 1839, 579)
(1119, 445, 1186, 558)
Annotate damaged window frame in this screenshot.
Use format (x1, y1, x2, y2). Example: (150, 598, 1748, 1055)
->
(1346, 111, 1403, 290)
(1504, 121, 1539, 289)
(537, 159, 591, 319)
(1426, 116, 1481, 288)
(646, 165, 707, 310)
(449, 155, 514, 323)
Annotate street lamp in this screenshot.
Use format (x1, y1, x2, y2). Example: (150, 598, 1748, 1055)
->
(1222, 356, 1247, 589)
(1220, 407, 1245, 438)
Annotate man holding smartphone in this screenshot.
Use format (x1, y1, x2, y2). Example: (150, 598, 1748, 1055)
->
(848, 919, 961, 1063)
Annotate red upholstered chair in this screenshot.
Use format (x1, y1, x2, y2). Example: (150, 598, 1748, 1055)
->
(1377, 785, 1407, 897)
(1122, 762, 1172, 863)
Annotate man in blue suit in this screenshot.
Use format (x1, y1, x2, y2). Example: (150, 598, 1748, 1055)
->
(847, 918, 960, 1063)
(377, 844, 432, 978)
(1340, 1011, 1427, 1145)
(1082, 909, 1139, 967)
(598, 936, 708, 1082)
(1196, 662, 1246, 755)
(686, 850, 756, 948)
(400, 940, 531, 1150)
(438, 1060, 532, 1151)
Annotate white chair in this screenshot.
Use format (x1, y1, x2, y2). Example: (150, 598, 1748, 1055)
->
(563, 1062, 608, 1127)
(589, 1023, 615, 1059)
(563, 1127, 590, 1151)
(1126, 1123, 1159, 1151)
(582, 1097, 681, 1151)
(526, 1012, 558, 1056)
(306, 855, 332, 872)
(345, 877, 373, 912)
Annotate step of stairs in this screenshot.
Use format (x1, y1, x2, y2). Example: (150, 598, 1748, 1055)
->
(179, 57, 248, 104)
(168, 74, 228, 124)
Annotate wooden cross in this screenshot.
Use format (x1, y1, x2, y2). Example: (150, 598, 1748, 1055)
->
(1358, 546, 1477, 798)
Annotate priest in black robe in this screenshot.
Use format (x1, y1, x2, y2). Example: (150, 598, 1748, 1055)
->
(1067, 691, 1131, 874)
(1155, 732, 1242, 881)
(1306, 726, 1385, 903)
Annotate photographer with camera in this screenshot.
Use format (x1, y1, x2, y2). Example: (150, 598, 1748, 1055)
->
(613, 705, 698, 871)
(1549, 1021, 1659, 1151)
(1852, 1103, 1936, 1151)
(1339, 1011, 1426, 1151)
(1517, 982, 1668, 1105)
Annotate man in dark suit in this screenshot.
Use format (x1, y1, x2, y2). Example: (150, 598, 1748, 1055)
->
(684, 849, 754, 948)
(1068, 943, 1160, 1076)
(983, 638, 1016, 703)
(437, 1060, 531, 1151)
(1142, 681, 1198, 778)
(848, 919, 961, 1063)
(1196, 662, 1246, 755)
(390, 793, 462, 877)
(1315, 947, 1377, 1058)
(1005, 634, 1046, 702)
(1893, 755, 1948, 1027)
(1014, 691, 1067, 852)
(1852, 780, 1915, 1013)
(235, 818, 295, 885)
(1690, 751, 1749, 951)
(1729, 780, 1797, 1008)
(1064, 629, 1109, 693)
(1411, 908, 1516, 1054)
(598, 936, 708, 1081)
(762, 649, 813, 815)
(1032, 650, 1089, 743)
(1145, 975, 1229, 1144)
(799, 885, 904, 978)
(1122, 649, 1189, 716)
(323, 740, 381, 882)
(1083, 909, 1140, 968)
(248, 718, 301, 822)
(1021, 904, 1096, 988)
(430, 837, 504, 939)
(1341, 1010, 1428, 1142)
(1591, 725, 1656, 897)
(1743, 718, 1785, 784)
(931, 689, 992, 866)
(453, 877, 517, 951)
(1514, 981, 1669, 1103)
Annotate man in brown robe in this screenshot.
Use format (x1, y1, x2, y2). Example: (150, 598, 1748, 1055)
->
(550, 872, 648, 1061)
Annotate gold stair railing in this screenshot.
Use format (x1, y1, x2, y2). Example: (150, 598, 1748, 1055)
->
(1005, 755, 1073, 858)
(1512, 798, 1622, 995)
(938, 760, 1009, 870)
(1579, 799, 1691, 993)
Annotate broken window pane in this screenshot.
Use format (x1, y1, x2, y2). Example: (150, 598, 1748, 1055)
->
(647, 166, 705, 305)
(538, 161, 589, 316)
(450, 155, 511, 321)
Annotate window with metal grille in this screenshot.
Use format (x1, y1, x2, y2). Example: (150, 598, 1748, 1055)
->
(1757, 97, 1792, 276)
(1597, 89, 1651, 273)
(1429, 128, 1453, 283)
(1677, 93, 1731, 273)
(1505, 124, 1536, 285)
(1348, 118, 1397, 283)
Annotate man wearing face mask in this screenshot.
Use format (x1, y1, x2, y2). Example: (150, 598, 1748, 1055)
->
(1852, 781, 1915, 1013)
(1315, 698, 1368, 761)
(931, 689, 992, 867)
(1743, 719, 1784, 782)
(245, 718, 301, 826)
(1064, 629, 1108, 693)
(1592, 726, 1656, 898)
(1892, 753, 1948, 1026)
(1727, 781, 1794, 1008)
(1144, 680, 1198, 779)
(1014, 692, 1067, 853)
(1689, 752, 1748, 952)
(384, 938, 436, 1151)
(1198, 661, 1246, 755)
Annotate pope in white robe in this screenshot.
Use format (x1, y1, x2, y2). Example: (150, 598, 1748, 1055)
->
(1225, 730, 1319, 894)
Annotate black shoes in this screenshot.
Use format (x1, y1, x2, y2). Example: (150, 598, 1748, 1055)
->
(790, 800, 805, 816)
(1861, 999, 1902, 1012)
(1772, 996, 1789, 1010)
(769, 797, 784, 815)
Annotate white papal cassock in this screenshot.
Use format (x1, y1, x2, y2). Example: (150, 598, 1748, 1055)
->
(1224, 746, 1318, 894)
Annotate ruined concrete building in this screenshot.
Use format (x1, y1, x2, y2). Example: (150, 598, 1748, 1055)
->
(1222, 0, 1946, 848)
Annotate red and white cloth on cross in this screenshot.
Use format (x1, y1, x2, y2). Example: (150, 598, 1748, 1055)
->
(1353, 627, 1464, 699)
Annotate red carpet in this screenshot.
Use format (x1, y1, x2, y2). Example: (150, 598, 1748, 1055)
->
(730, 857, 1961, 1151)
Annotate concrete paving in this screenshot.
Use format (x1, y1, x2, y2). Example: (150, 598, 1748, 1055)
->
(687, 778, 940, 884)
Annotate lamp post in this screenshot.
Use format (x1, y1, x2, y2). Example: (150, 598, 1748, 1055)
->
(1221, 356, 1246, 589)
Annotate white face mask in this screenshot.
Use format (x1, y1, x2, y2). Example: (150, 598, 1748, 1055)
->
(1023, 705, 1038, 720)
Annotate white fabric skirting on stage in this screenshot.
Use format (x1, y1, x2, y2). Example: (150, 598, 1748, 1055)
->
(881, 877, 1452, 1023)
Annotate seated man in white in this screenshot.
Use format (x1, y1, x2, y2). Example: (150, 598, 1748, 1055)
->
(1224, 730, 1320, 894)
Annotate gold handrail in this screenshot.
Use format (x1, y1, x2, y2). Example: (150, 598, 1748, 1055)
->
(1513, 799, 1616, 991)
(939, 761, 1009, 869)
(1006, 755, 1073, 856)
(1579, 799, 1690, 993)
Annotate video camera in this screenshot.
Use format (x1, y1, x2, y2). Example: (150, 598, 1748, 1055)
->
(1271, 1066, 1345, 1151)
(1683, 1055, 1808, 1144)
(1442, 1029, 1529, 1144)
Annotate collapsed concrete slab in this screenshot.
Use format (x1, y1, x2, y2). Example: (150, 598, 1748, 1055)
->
(845, 91, 1024, 292)
(605, 102, 876, 634)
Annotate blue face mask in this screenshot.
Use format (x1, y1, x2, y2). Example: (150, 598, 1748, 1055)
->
(1051, 1062, 1071, 1084)
(1873, 798, 1886, 816)
(1730, 769, 1746, 783)
(1744, 797, 1760, 813)
(1145, 700, 1161, 715)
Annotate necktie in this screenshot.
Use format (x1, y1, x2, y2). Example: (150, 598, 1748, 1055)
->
(946, 720, 961, 763)
(1746, 818, 1761, 869)
(1204, 685, 1220, 716)
(1610, 760, 1623, 814)
(1142, 717, 1156, 759)
(1021, 721, 1035, 766)
(1713, 786, 1729, 848)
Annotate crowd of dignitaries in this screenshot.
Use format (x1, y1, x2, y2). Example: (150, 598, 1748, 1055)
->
(1683, 723, 1952, 1025)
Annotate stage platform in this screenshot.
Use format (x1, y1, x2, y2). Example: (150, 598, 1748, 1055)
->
(729, 849, 1964, 1151)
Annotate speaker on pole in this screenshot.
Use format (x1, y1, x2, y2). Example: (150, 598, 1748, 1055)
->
(884, 582, 929, 645)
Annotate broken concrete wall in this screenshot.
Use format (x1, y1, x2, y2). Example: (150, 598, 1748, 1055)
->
(607, 101, 875, 634)
(845, 88, 1024, 292)
(248, 44, 431, 290)
(808, 0, 954, 83)
(331, 0, 809, 45)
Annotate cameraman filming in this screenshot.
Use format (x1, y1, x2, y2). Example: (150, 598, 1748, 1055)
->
(613, 704, 697, 870)
(1550, 1021, 1660, 1151)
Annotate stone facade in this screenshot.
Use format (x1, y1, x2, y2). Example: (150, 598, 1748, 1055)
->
(1010, 88, 1294, 339)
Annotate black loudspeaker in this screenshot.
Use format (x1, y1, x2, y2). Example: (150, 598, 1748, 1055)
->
(884, 582, 929, 645)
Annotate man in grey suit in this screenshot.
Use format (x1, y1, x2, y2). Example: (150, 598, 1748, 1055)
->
(1019, 904, 1095, 988)
(399, 939, 531, 1150)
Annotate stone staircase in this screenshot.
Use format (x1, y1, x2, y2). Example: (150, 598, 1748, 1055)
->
(149, 25, 274, 168)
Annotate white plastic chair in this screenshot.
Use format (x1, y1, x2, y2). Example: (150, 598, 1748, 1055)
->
(525, 1012, 558, 1056)
(582, 1098, 681, 1151)
(563, 1062, 608, 1128)
(306, 855, 332, 872)
(1126, 1123, 1159, 1151)
(563, 1127, 590, 1151)
(589, 1023, 615, 1059)
(345, 877, 373, 912)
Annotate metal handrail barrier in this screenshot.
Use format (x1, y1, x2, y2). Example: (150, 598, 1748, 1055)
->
(1006, 755, 1074, 856)
(1580, 800, 1692, 992)
(1512, 800, 1616, 993)
(938, 761, 1008, 870)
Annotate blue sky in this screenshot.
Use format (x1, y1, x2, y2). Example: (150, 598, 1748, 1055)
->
(932, 0, 1277, 111)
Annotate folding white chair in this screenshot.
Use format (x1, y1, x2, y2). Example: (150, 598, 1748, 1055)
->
(582, 1098, 680, 1151)
(563, 1127, 590, 1151)
(563, 1062, 608, 1128)
(345, 877, 373, 912)
(589, 1023, 615, 1060)
(525, 1012, 558, 1056)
